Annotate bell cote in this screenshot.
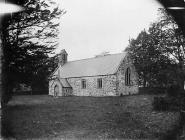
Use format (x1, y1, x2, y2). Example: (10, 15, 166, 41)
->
(58, 49, 68, 66)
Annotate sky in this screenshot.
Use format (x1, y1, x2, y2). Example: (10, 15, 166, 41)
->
(0, 0, 163, 61)
(56, 0, 163, 61)
(0, 2, 23, 14)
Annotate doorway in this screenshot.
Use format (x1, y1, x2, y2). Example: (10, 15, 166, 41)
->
(54, 84, 59, 97)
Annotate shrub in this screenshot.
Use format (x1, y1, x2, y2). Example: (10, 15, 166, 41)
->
(153, 97, 169, 111)
(139, 87, 166, 95)
(167, 84, 181, 97)
(153, 95, 184, 111)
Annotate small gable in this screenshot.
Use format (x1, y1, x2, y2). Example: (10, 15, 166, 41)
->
(59, 78, 72, 88)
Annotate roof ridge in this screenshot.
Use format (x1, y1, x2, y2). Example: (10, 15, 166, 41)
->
(52, 52, 127, 78)
(67, 52, 124, 63)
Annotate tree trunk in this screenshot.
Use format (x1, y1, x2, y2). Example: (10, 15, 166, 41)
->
(1, 14, 12, 107)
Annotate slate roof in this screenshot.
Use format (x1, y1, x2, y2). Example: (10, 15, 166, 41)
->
(59, 78, 71, 88)
(50, 77, 71, 88)
(54, 52, 127, 78)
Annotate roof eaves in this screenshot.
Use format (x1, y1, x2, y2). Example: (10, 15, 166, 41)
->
(61, 73, 116, 79)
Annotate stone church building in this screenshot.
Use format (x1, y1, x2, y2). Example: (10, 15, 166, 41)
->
(49, 49, 139, 96)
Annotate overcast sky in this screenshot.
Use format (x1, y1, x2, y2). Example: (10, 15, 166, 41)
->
(56, 0, 163, 61)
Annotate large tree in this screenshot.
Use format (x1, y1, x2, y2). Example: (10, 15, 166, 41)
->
(126, 30, 171, 87)
(1, 0, 64, 104)
(149, 8, 185, 89)
(126, 8, 185, 89)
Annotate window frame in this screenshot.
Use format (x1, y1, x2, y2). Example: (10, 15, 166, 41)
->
(125, 67, 131, 86)
(81, 79, 86, 89)
(97, 78, 103, 89)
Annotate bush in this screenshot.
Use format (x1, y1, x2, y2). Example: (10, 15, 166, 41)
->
(153, 97, 169, 111)
(139, 87, 166, 95)
(167, 84, 181, 97)
(153, 95, 184, 111)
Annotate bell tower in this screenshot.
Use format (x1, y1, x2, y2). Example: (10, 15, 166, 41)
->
(58, 49, 68, 66)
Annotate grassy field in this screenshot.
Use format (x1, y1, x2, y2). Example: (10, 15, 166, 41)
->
(2, 94, 180, 139)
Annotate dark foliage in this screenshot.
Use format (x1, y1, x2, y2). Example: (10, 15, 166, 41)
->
(126, 8, 185, 90)
(153, 97, 170, 111)
(1, 0, 64, 105)
(139, 87, 166, 95)
(167, 84, 182, 97)
(153, 92, 185, 111)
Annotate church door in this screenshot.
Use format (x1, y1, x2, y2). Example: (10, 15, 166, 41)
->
(54, 85, 59, 97)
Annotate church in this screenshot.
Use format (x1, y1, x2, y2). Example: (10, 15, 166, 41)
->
(49, 49, 139, 96)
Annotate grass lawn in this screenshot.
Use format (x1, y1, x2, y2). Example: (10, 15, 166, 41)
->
(2, 94, 180, 139)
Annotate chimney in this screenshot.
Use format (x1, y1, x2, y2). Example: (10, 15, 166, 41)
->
(58, 49, 68, 66)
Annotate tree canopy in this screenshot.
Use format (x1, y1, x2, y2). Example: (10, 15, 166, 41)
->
(1, 0, 64, 103)
(126, 8, 185, 89)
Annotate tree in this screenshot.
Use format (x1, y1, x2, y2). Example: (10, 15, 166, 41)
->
(1, 0, 65, 104)
(126, 8, 185, 89)
(6, 0, 65, 47)
(126, 30, 171, 87)
(149, 8, 185, 89)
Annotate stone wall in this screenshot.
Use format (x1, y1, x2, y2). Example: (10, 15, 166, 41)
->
(49, 53, 139, 97)
(62, 87, 73, 96)
(116, 55, 139, 95)
(67, 75, 117, 96)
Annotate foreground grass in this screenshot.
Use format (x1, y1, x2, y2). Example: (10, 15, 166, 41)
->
(2, 94, 179, 139)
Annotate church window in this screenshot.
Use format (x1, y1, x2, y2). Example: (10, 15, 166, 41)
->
(81, 79, 86, 89)
(125, 67, 131, 86)
(97, 78, 102, 88)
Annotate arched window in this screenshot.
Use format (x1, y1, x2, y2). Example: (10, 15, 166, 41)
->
(125, 67, 131, 86)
